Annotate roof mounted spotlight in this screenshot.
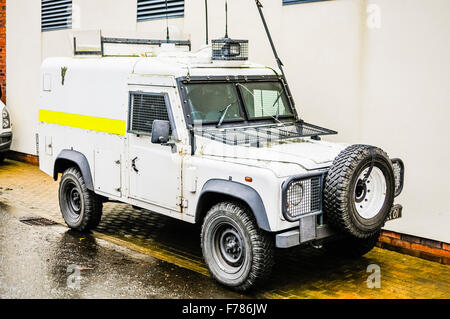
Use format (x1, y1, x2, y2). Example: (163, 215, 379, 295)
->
(212, 0, 248, 61)
(212, 38, 248, 61)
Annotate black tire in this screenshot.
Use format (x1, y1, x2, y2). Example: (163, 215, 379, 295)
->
(201, 202, 274, 292)
(59, 167, 103, 232)
(324, 145, 395, 238)
(0, 153, 4, 163)
(323, 232, 380, 258)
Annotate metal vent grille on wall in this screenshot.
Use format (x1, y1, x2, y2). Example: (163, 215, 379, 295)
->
(137, 0, 184, 22)
(129, 92, 171, 135)
(42, 0, 73, 31)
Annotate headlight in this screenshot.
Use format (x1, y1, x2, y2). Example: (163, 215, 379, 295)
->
(282, 173, 323, 222)
(290, 183, 304, 206)
(2, 107, 10, 129)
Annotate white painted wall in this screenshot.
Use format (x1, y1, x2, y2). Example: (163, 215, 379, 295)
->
(6, 0, 450, 242)
(359, 0, 450, 242)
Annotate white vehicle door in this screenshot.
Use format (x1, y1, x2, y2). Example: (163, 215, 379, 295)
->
(127, 88, 181, 213)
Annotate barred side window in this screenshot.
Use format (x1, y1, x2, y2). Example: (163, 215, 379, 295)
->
(128, 92, 172, 135)
(137, 0, 184, 22)
(42, 0, 73, 32)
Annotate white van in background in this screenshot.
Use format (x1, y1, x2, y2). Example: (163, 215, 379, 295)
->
(0, 85, 12, 163)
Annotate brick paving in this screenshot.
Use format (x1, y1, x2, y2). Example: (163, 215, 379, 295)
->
(0, 159, 449, 299)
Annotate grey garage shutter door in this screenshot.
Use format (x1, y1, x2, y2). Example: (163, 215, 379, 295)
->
(41, 0, 72, 31)
(137, 0, 184, 22)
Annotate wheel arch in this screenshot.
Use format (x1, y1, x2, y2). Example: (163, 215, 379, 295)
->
(195, 179, 271, 232)
(54, 150, 94, 191)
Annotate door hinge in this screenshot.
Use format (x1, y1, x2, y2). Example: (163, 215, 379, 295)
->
(177, 197, 188, 209)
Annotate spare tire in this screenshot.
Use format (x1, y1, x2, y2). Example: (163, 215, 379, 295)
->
(323, 145, 395, 238)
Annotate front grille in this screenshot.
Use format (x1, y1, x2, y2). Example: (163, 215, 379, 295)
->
(282, 173, 323, 222)
(129, 92, 170, 135)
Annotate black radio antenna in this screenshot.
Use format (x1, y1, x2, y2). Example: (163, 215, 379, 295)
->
(225, 0, 229, 38)
(165, 0, 170, 42)
(205, 0, 209, 44)
(254, 0, 299, 118)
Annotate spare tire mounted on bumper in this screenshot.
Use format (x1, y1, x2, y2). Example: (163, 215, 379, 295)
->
(324, 145, 395, 239)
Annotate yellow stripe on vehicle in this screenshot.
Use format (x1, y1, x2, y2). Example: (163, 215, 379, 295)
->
(39, 110, 126, 136)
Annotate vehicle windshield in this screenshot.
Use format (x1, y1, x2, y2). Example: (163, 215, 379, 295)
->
(184, 83, 244, 124)
(237, 82, 293, 120)
(184, 81, 294, 125)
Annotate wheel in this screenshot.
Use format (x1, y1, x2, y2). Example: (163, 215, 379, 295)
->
(201, 202, 274, 292)
(324, 145, 395, 238)
(323, 231, 381, 258)
(59, 167, 103, 232)
(0, 153, 4, 163)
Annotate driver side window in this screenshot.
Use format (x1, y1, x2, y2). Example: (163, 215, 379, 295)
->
(128, 92, 172, 136)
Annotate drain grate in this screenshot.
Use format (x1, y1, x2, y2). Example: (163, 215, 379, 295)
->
(20, 217, 58, 226)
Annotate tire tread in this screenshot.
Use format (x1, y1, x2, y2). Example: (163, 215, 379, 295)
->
(201, 201, 274, 292)
(59, 167, 103, 232)
(324, 145, 393, 238)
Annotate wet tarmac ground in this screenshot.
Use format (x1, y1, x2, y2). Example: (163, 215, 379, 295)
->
(0, 159, 449, 299)
(0, 203, 244, 299)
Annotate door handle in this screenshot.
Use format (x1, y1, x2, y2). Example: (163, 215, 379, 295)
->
(131, 157, 139, 173)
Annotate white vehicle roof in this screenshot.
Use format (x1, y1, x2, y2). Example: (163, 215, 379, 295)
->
(42, 45, 280, 79)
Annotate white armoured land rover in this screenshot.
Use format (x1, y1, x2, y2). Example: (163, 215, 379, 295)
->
(38, 10, 404, 290)
(0, 85, 12, 163)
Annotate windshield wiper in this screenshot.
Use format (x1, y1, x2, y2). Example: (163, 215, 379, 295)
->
(216, 101, 236, 128)
(236, 83, 254, 97)
(273, 92, 282, 120)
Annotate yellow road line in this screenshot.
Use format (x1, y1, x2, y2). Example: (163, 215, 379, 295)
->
(39, 109, 126, 136)
(93, 232, 211, 277)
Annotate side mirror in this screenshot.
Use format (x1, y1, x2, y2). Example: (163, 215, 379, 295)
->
(151, 120, 170, 144)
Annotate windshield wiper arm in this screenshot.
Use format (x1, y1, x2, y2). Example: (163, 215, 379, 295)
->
(216, 101, 235, 128)
(236, 83, 254, 97)
(273, 92, 282, 120)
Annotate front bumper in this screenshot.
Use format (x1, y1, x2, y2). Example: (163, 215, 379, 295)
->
(277, 157, 405, 248)
(276, 204, 403, 248)
(0, 132, 12, 152)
